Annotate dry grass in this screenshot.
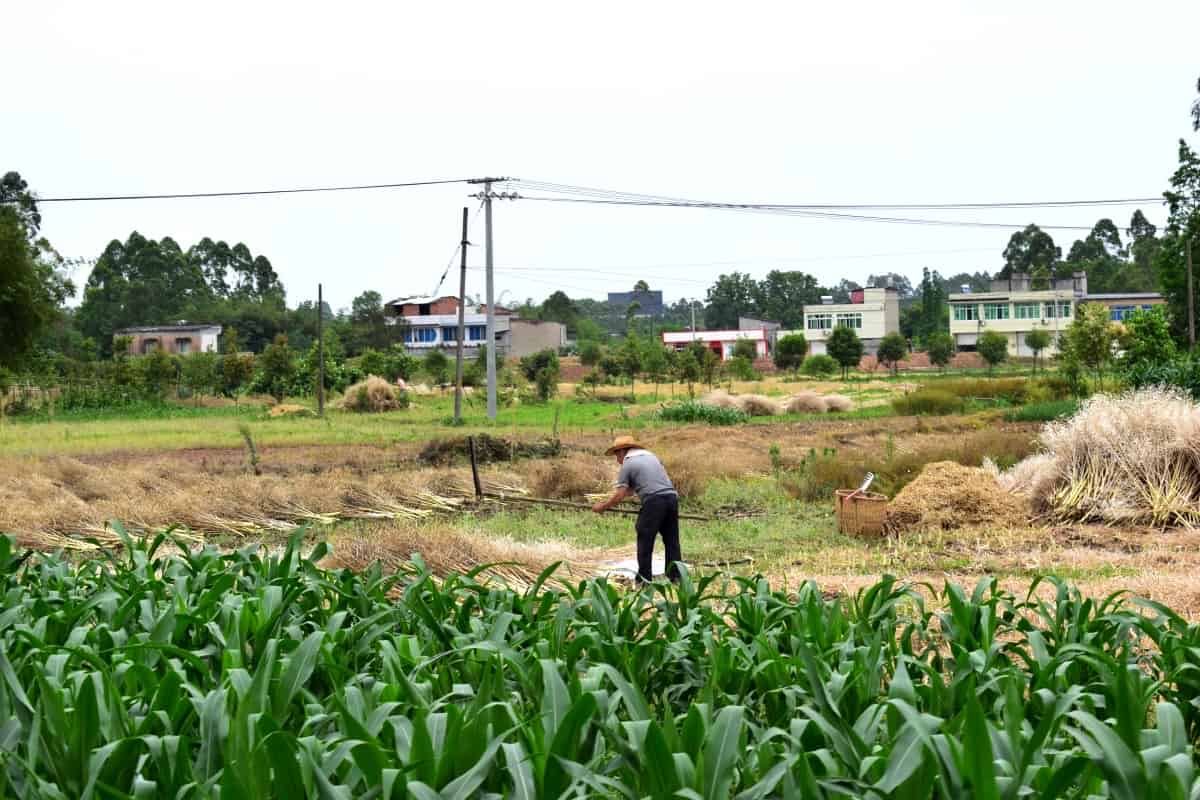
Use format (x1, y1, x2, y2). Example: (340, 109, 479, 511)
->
(700, 389, 741, 409)
(268, 404, 314, 418)
(1003, 388, 1200, 528)
(783, 392, 828, 414)
(338, 376, 403, 412)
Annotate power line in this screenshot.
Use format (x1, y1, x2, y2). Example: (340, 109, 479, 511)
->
(429, 200, 486, 297)
(509, 179, 1161, 210)
(36, 177, 473, 203)
(513, 194, 1108, 231)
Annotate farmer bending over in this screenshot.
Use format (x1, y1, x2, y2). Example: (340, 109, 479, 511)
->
(592, 435, 681, 584)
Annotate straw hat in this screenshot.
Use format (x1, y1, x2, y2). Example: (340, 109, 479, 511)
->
(604, 435, 644, 455)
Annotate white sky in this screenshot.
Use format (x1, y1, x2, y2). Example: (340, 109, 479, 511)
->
(7, 1, 1200, 311)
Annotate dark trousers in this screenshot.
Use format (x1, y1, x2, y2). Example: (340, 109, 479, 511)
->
(636, 493, 681, 584)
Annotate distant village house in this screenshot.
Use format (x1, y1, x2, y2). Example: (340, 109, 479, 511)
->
(114, 323, 222, 355)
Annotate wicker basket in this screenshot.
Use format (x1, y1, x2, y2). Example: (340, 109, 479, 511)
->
(835, 489, 889, 537)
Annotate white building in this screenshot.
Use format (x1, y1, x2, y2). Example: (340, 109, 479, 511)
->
(661, 329, 769, 361)
(779, 287, 900, 356)
(115, 324, 222, 355)
(948, 273, 1087, 356)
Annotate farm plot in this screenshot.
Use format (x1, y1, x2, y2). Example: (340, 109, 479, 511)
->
(3, 531, 1200, 797)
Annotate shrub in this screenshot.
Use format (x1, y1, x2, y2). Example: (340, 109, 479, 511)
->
(578, 340, 602, 366)
(423, 349, 450, 385)
(256, 334, 295, 403)
(1125, 354, 1200, 401)
(1024, 328, 1052, 371)
(802, 354, 838, 378)
(1004, 398, 1079, 423)
(934, 377, 1029, 403)
(534, 366, 558, 402)
(657, 399, 748, 425)
(774, 334, 807, 371)
(731, 339, 758, 361)
(725, 355, 759, 381)
(519, 348, 560, 382)
(358, 349, 387, 379)
(891, 388, 965, 416)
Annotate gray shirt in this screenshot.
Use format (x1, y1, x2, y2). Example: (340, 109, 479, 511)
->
(615, 449, 677, 500)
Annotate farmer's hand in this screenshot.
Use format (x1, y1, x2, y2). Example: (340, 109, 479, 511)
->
(591, 502, 605, 513)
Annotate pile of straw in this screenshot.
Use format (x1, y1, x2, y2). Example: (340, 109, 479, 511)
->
(268, 404, 314, 418)
(699, 388, 852, 417)
(338, 376, 403, 412)
(886, 461, 1029, 533)
(1000, 388, 1200, 528)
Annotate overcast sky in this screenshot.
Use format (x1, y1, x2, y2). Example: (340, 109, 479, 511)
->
(8, 1, 1200, 311)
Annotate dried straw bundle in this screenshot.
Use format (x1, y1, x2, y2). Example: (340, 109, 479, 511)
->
(338, 376, 403, 412)
(783, 392, 828, 414)
(735, 394, 782, 417)
(1004, 387, 1200, 528)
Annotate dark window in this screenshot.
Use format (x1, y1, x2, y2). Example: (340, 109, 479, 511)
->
(419, 303, 431, 315)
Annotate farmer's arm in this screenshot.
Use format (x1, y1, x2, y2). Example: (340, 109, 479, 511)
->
(592, 485, 631, 513)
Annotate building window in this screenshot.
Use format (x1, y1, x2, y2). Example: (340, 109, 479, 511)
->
(176, 338, 192, 354)
(952, 304, 978, 322)
(469, 325, 486, 341)
(441, 327, 459, 342)
(142, 338, 159, 353)
(806, 313, 833, 331)
(1014, 303, 1040, 320)
(835, 312, 862, 330)
(405, 327, 437, 343)
(1044, 301, 1073, 319)
(1110, 305, 1136, 321)
(983, 302, 1010, 321)
(418, 303, 431, 315)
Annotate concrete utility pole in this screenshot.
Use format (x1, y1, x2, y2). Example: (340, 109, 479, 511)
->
(1188, 236, 1195, 349)
(453, 207, 469, 422)
(468, 177, 512, 420)
(316, 283, 325, 417)
(690, 300, 697, 340)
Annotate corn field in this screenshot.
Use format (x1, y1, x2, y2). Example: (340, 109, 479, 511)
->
(4, 530, 1200, 798)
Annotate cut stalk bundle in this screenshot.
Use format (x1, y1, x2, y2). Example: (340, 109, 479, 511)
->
(1001, 387, 1200, 528)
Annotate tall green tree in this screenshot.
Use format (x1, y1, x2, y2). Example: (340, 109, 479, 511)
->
(540, 290, 578, 331)
(1065, 219, 1125, 293)
(913, 267, 948, 344)
(0, 173, 74, 370)
(704, 272, 758, 329)
(753, 270, 821, 328)
(1125, 210, 1161, 291)
(1000, 224, 1061, 285)
(345, 290, 400, 355)
(77, 233, 212, 353)
(1156, 139, 1200, 345)
(865, 272, 915, 298)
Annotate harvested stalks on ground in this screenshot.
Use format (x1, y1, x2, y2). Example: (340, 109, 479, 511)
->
(522, 455, 613, 500)
(320, 525, 612, 587)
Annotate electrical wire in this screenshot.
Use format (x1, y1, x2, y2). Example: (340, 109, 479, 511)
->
(427, 200, 486, 298)
(513, 194, 1105, 231)
(36, 177, 472, 203)
(508, 179, 1161, 210)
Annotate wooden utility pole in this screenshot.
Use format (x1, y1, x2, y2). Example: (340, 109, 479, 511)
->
(453, 207, 469, 422)
(317, 283, 325, 416)
(1188, 236, 1195, 349)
